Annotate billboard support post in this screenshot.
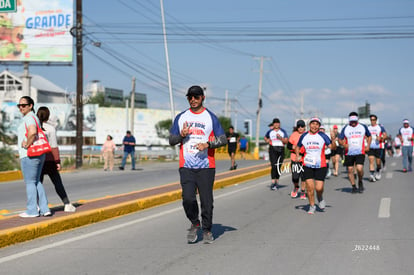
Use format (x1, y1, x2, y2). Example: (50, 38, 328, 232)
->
(22, 62, 31, 97)
(75, 0, 83, 169)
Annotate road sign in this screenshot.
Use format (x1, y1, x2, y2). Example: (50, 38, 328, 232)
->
(0, 0, 16, 13)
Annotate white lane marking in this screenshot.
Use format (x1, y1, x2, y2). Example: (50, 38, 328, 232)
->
(385, 172, 393, 179)
(378, 197, 391, 218)
(391, 162, 396, 167)
(0, 178, 272, 264)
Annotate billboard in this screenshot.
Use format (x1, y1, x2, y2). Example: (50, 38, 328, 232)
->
(0, 102, 96, 138)
(0, 0, 73, 62)
(96, 107, 172, 146)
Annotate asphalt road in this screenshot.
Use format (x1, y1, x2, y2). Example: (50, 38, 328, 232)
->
(0, 157, 413, 274)
(0, 159, 268, 213)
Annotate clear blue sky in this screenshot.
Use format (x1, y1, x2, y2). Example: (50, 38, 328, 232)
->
(2, 0, 413, 136)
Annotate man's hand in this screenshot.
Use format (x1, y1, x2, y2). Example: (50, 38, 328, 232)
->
(196, 142, 209, 151)
(181, 122, 190, 137)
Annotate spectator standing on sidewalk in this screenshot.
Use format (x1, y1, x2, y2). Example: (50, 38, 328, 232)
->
(238, 136, 249, 160)
(398, 119, 414, 172)
(102, 135, 116, 171)
(37, 106, 76, 212)
(169, 85, 227, 244)
(226, 126, 240, 170)
(119, 130, 136, 170)
(17, 96, 51, 218)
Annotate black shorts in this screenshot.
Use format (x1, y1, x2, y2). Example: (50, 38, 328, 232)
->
(395, 145, 401, 150)
(303, 166, 327, 181)
(239, 147, 247, 152)
(332, 147, 344, 156)
(344, 154, 365, 166)
(367, 148, 382, 158)
(228, 147, 237, 156)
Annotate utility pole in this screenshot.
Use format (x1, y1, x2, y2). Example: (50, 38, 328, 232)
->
(75, 0, 83, 169)
(300, 91, 304, 119)
(22, 62, 31, 97)
(224, 89, 229, 117)
(253, 56, 268, 159)
(130, 77, 136, 133)
(160, 0, 175, 122)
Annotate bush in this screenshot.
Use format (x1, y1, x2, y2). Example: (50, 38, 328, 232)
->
(0, 147, 19, 171)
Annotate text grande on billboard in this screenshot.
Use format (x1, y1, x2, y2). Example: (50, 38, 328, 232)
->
(26, 14, 71, 29)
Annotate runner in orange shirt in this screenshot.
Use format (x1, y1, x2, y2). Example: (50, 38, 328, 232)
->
(287, 120, 306, 198)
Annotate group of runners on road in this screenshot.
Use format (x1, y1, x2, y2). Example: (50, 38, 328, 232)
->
(169, 86, 413, 244)
(263, 112, 413, 215)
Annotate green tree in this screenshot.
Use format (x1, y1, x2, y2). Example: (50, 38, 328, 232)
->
(155, 119, 172, 139)
(0, 111, 19, 171)
(87, 93, 110, 107)
(218, 116, 232, 131)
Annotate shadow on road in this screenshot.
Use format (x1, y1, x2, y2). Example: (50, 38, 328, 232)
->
(211, 223, 237, 240)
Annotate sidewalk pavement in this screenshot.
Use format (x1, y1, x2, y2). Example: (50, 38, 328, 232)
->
(0, 163, 270, 248)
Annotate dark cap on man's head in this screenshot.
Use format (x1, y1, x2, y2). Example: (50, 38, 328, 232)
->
(272, 118, 280, 124)
(296, 120, 305, 127)
(186, 85, 204, 96)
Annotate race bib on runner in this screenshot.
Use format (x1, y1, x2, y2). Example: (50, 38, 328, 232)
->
(230, 137, 236, 143)
(186, 140, 199, 154)
(350, 138, 361, 147)
(304, 155, 317, 166)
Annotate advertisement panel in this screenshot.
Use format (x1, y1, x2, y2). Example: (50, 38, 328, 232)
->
(0, 0, 73, 62)
(0, 102, 96, 138)
(96, 108, 172, 146)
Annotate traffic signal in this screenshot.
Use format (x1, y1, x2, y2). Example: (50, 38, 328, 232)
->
(244, 120, 250, 135)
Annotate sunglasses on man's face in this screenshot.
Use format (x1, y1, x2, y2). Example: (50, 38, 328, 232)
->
(17, 103, 29, 108)
(187, 95, 201, 100)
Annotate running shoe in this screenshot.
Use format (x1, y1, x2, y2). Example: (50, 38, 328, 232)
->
(187, 223, 200, 243)
(290, 187, 299, 198)
(270, 183, 278, 191)
(351, 185, 358, 194)
(403, 168, 407, 173)
(19, 212, 39, 218)
(300, 192, 307, 200)
(42, 211, 52, 217)
(409, 167, 413, 172)
(369, 175, 376, 182)
(64, 204, 76, 212)
(318, 200, 326, 211)
(307, 205, 316, 215)
(375, 172, 381, 181)
(358, 181, 364, 193)
(326, 169, 332, 179)
(203, 231, 214, 244)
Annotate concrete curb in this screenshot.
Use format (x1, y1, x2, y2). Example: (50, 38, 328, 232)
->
(0, 171, 23, 183)
(0, 165, 271, 248)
